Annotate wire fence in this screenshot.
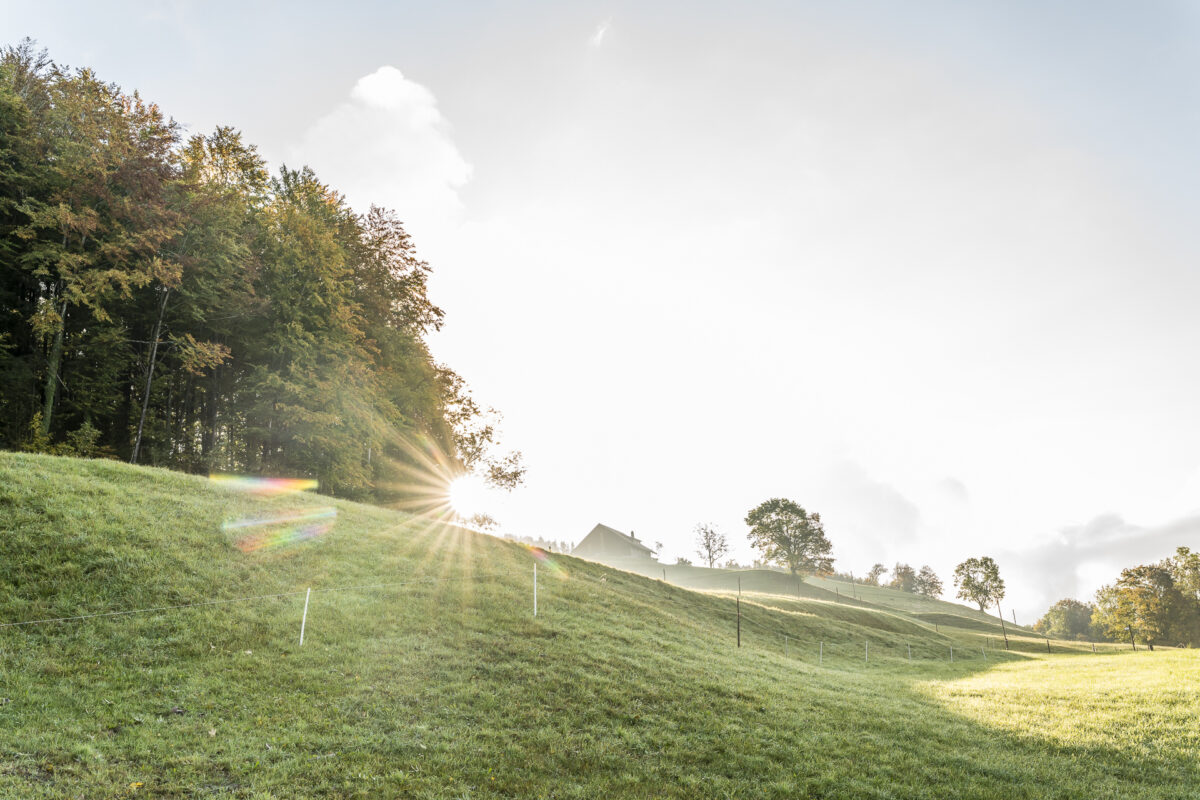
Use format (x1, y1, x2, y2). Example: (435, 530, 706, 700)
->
(0, 559, 1105, 669)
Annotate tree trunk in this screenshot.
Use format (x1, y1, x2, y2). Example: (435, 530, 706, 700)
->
(40, 298, 68, 436)
(131, 288, 169, 464)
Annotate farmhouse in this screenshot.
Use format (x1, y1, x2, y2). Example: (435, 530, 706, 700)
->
(572, 523, 658, 568)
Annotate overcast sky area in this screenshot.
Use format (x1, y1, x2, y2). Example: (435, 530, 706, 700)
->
(6, 0, 1199, 621)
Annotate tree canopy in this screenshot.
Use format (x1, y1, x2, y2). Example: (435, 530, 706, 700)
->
(914, 565, 943, 598)
(1034, 598, 1096, 641)
(744, 498, 833, 577)
(888, 563, 916, 593)
(953, 556, 1005, 612)
(1093, 564, 1197, 650)
(0, 40, 519, 504)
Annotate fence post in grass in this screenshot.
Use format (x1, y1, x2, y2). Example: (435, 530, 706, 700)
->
(299, 587, 311, 646)
(865, 640, 869, 663)
(1046, 637, 1051, 654)
(950, 645, 953, 662)
(996, 600, 1010, 649)
(663, 567, 667, 582)
(736, 594, 741, 648)
(784, 635, 789, 658)
(907, 643, 911, 661)
(533, 563, 538, 618)
(982, 646, 987, 660)
(1092, 642, 1096, 654)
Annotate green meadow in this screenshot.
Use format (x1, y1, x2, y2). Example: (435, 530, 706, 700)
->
(1, 453, 1196, 799)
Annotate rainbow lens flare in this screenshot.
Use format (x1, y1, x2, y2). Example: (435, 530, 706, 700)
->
(209, 474, 319, 495)
(224, 507, 338, 553)
(530, 546, 568, 577)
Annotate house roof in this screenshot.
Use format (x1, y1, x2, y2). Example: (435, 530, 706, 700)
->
(580, 523, 655, 555)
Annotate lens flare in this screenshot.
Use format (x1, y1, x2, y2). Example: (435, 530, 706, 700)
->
(530, 546, 568, 577)
(209, 474, 319, 495)
(224, 507, 338, 553)
(447, 473, 493, 519)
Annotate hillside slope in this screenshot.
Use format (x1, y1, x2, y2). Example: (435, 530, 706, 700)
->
(805, 575, 1041, 634)
(0, 453, 1196, 799)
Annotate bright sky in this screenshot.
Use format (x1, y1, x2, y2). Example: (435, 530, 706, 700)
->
(7, 1, 1199, 622)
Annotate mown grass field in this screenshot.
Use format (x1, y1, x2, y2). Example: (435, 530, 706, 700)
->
(1, 453, 1196, 799)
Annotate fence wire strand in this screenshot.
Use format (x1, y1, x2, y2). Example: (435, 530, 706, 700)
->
(0, 561, 1060, 663)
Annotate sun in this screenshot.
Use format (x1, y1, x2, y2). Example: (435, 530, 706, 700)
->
(447, 473, 492, 519)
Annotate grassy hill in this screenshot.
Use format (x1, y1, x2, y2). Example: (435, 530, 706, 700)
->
(1, 453, 1196, 799)
(805, 575, 1041, 634)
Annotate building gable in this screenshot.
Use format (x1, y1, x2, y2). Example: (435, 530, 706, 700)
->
(573, 523, 656, 562)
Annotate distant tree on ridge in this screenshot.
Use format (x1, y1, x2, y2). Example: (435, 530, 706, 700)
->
(914, 565, 943, 598)
(888, 563, 917, 593)
(953, 556, 1005, 612)
(1034, 598, 1095, 641)
(695, 523, 729, 568)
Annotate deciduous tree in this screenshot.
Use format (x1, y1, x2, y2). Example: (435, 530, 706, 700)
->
(744, 498, 833, 577)
(953, 556, 1005, 612)
(1094, 564, 1195, 650)
(888, 563, 917, 593)
(1034, 598, 1095, 640)
(914, 565, 943, 598)
(695, 523, 729, 569)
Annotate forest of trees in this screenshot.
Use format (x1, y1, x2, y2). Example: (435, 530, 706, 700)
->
(0, 41, 519, 504)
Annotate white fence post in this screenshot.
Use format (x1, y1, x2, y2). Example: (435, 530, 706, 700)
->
(299, 587, 311, 646)
(865, 640, 869, 663)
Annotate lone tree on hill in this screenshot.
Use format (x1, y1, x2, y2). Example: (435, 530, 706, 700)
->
(744, 498, 833, 577)
(694, 523, 729, 568)
(953, 556, 1005, 612)
(914, 565, 943, 598)
(955, 556, 1009, 647)
(866, 563, 887, 585)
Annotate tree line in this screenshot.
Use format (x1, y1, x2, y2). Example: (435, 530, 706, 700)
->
(693, 496, 1198, 651)
(691, 497, 1015, 616)
(0, 41, 520, 502)
(1036, 547, 1200, 650)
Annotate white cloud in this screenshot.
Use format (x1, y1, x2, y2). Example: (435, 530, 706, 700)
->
(1000, 513, 1200, 621)
(589, 19, 612, 48)
(287, 66, 471, 236)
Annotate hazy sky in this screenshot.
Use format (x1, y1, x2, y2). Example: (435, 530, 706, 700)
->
(6, 1, 1199, 621)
